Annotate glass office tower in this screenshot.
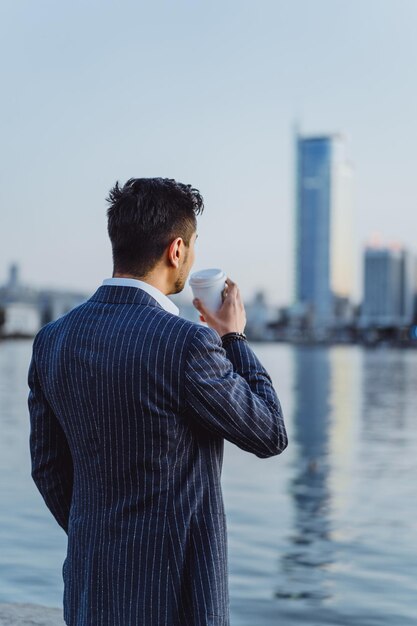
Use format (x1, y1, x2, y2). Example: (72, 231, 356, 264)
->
(360, 245, 414, 327)
(294, 132, 353, 327)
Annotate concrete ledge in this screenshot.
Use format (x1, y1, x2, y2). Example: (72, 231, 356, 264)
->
(0, 604, 65, 626)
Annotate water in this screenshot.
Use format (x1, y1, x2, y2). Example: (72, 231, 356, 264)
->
(1, 340, 417, 625)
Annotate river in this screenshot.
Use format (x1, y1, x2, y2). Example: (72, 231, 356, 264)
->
(1, 340, 416, 625)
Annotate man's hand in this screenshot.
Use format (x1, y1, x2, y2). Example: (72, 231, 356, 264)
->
(192, 277, 247, 337)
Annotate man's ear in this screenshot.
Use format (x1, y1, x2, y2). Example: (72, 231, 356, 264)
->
(168, 237, 182, 268)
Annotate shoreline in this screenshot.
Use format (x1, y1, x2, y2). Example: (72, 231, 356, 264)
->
(0, 333, 416, 349)
(0, 603, 65, 626)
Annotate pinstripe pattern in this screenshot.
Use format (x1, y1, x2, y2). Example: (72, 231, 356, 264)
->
(27, 284, 288, 625)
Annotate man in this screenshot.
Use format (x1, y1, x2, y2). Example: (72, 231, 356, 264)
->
(27, 177, 288, 626)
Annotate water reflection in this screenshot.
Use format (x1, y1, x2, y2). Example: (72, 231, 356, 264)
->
(0, 340, 34, 471)
(361, 349, 408, 442)
(359, 349, 417, 526)
(271, 345, 417, 626)
(275, 346, 333, 603)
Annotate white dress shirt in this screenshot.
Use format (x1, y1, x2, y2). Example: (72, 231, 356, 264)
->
(102, 277, 179, 316)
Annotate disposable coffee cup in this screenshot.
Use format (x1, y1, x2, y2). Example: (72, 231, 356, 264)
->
(189, 268, 227, 313)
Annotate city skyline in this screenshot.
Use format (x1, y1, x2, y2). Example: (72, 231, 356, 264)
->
(1, 1, 417, 307)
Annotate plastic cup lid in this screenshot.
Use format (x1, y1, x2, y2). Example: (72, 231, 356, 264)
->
(189, 268, 226, 286)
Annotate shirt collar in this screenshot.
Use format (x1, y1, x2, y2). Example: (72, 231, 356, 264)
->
(102, 277, 179, 316)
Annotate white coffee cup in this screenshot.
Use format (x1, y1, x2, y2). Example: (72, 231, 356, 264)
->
(189, 268, 227, 313)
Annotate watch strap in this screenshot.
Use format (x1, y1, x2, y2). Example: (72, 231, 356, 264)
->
(220, 331, 248, 347)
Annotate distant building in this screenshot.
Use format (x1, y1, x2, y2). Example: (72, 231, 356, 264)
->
(294, 130, 353, 328)
(7, 262, 19, 290)
(0, 262, 88, 337)
(0, 262, 39, 304)
(360, 244, 415, 327)
(413, 257, 417, 318)
(2, 302, 41, 336)
(244, 290, 276, 340)
(37, 289, 88, 325)
(333, 295, 356, 327)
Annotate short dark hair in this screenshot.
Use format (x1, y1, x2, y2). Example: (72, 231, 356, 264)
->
(106, 177, 204, 277)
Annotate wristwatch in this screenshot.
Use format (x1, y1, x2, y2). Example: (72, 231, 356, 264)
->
(220, 331, 248, 347)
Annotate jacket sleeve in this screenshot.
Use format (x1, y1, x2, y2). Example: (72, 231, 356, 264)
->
(183, 325, 288, 458)
(27, 339, 73, 533)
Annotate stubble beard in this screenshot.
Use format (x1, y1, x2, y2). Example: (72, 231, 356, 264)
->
(173, 251, 189, 294)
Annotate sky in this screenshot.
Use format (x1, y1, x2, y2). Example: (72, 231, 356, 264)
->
(1, 0, 416, 308)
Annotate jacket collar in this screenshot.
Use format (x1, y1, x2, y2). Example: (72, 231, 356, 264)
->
(100, 277, 179, 315)
(88, 284, 174, 311)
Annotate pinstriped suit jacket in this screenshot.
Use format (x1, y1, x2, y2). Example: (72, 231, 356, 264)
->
(27, 284, 288, 626)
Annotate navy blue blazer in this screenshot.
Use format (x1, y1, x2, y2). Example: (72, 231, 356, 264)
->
(27, 284, 288, 626)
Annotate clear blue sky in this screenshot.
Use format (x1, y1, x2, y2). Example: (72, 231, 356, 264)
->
(1, 0, 416, 307)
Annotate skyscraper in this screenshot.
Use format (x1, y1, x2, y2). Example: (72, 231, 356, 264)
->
(294, 131, 353, 327)
(360, 244, 415, 327)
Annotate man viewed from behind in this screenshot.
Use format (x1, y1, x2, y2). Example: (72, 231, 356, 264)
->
(28, 177, 288, 626)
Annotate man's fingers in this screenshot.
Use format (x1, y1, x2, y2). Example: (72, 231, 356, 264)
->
(193, 297, 204, 311)
(224, 279, 238, 298)
(193, 299, 208, 322)
(194, 298, 210, 320)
